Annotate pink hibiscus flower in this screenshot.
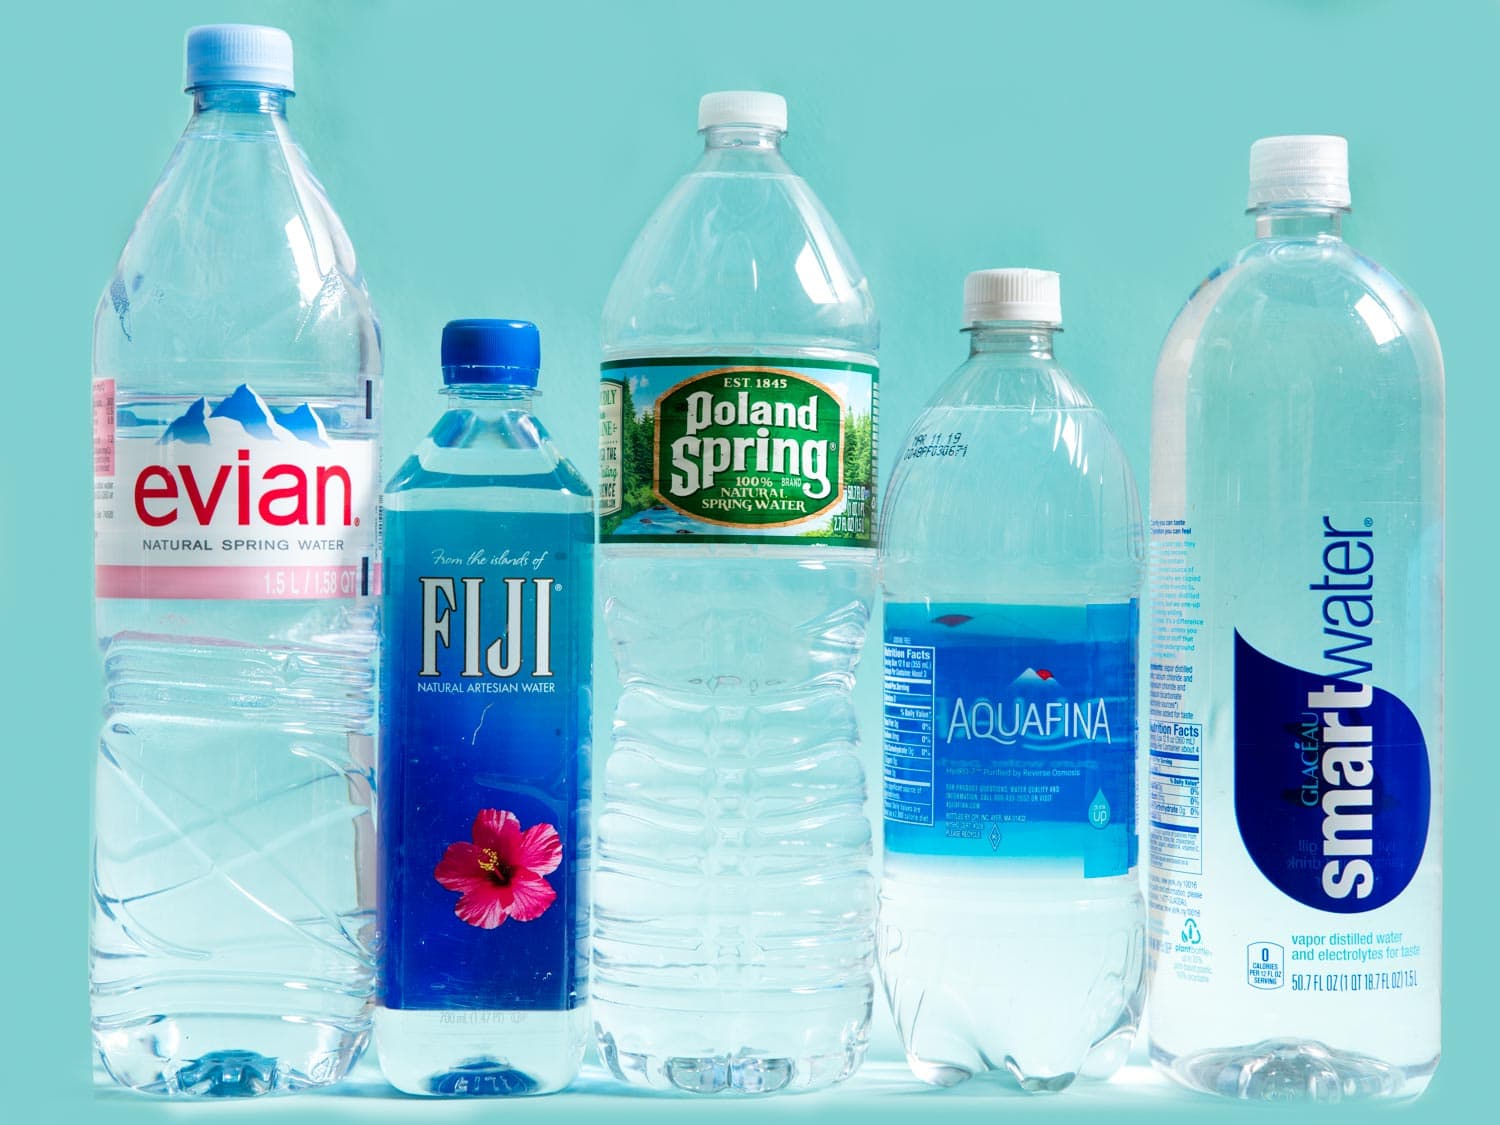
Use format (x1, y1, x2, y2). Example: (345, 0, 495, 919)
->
(433, 809, 562, 929)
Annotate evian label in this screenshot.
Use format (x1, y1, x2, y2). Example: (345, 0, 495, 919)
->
(599, 356, 876, 546)
(94, 381, 379, 600)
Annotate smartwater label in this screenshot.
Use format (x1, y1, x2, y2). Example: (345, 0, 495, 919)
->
(94, 382, 379, 599)
(379, 509, 591, 1011)
(599, 356, 876, 546)
(1232, 515, 1430, 913)
(883, 602, 1138, 877)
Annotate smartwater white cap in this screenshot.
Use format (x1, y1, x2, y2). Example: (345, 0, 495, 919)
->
(1248, 134, 1350, 208)
(698, 91, 787, 132)
(963, 269, 1062, 327)
(185, 24, 294, 92)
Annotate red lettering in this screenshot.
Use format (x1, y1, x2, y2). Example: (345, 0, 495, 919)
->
(130, 452, 357, 531)
(179, 464, 232, 523)
(134, 466, 178, 527)
(259, 464, 310, 526)
(236, 449, 251, 526)
(316, 465, 353, 526)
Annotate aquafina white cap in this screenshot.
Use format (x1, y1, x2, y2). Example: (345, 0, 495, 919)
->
(698, 91, 788, 132)
(1248, 135, 1350, 208)
(185, 24, 294, 93)
(963, 269, 1062, 327)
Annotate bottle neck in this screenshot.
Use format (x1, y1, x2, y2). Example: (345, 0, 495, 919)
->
(1252, 202, 1344, 240)
(703, 123, 784, 151)
(698, 124, 791, 172)
(186, 84, 290, 134)
(444, 382, 536, 408)
(966, 324, 1057, 359)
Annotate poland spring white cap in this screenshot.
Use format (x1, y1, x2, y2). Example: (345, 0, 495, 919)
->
(1248, 135, 1350, 208)
(698, 91, 788, 132)
(963, 269, 1062, 327)
(185, 24, 294, 92)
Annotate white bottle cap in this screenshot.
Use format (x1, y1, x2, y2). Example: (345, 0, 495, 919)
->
(698, 91, 788, 132)
(1248, 135, 1350, 208)
(185, 24, 294, 92)
(963, 269, 1062, 327)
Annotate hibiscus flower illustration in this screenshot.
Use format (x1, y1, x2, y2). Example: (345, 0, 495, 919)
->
(433, 809, 562, 929)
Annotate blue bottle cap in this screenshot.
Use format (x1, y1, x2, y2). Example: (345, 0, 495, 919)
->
(185, 25, 294, 92)
(441, 320, 541, 386)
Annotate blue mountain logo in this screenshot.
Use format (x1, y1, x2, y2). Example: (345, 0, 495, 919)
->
(161, 397, 210, 444)
(160, 384, 330, 446)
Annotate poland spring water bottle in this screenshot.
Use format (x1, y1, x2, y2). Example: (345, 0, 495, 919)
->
(91, 26, 381, 1096)
(377, 320, 592, 1096)
(1147, 136, 1443, 1100)
(593, 91, 879, 1094)
(879, 270, 1145, 1091)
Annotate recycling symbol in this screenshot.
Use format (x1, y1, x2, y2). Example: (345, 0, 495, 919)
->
(1181, 917, 1202, 945)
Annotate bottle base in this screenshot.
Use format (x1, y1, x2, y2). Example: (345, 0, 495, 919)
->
(374, 1007, 586, 1096)
(595, 1037, 867, 1095)
(1149, 1037, 1438, 1102)
(93, 1015, 367, 1097)
(880, 876, 1145, 1095)
(901, 1018, 1135, 1095)
(593, 994, 870, 1096)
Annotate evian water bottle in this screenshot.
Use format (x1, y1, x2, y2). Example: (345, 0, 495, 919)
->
(91, 25, 381, 1096)
(1147, 136, 1443, 1100)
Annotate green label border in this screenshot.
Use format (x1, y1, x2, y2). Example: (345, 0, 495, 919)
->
(599, 356, 877, 548)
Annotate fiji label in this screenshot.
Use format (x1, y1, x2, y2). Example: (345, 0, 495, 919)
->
(93, 381, 379, 599)
(1232, 514, 1430, 912)
(380, 508, 591, 1011)
(598, 356, 877, 546)
(883, 602, 1138, 877)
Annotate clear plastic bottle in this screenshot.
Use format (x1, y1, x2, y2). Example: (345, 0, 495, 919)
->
(878, 270, 1145, 1092)
(1147, 136, 1443, 1100)
(90, 26, 381, 1096)
(377, 320, 592, 1096)
(592, 91, 879, 1095)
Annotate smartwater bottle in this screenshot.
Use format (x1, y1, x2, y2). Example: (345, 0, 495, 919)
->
(593, 91, 879, 1094)
(879, 270, 1144, 1092)
(91, 25, 380, 1096)
(1147, 136, 1443, 1100)
(377, 320, 592, 1096)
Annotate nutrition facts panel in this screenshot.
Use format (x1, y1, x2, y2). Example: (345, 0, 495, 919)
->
(883, 644, 935, 826)
(1149, 720, 1203, 873)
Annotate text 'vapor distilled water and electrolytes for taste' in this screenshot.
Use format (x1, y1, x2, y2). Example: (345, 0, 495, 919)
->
(594, 91, 879, 1094)
(1148, 136, 1443, 1100)
(91, 27, 382, 1095)
(880, 271, 1145, 1092)
(377, 320, 592, 1096)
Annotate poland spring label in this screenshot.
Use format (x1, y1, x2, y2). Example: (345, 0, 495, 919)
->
(94, 381, 379, 600)
(598, 356, 877, 546)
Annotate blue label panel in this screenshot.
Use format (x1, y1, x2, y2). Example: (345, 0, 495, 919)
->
(883, 602, 1138, 877)
(1233, 631, 1428, 913)
(379, 509, 591, 1011)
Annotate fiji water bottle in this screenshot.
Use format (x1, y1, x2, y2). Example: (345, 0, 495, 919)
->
(1147, 136, 1443, 1100)
(90, 26, 380, 1096)
(377, 320, 592, 1096)
(879, 270, 1145, 1092)
(593, 91, 879, 1094)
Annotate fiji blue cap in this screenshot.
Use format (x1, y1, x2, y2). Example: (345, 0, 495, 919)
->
(186, 25, 294, 92)
(441, 320, 541, 385)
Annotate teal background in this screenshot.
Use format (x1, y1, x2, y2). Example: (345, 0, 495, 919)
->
(0, 0, 1490, 1120)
